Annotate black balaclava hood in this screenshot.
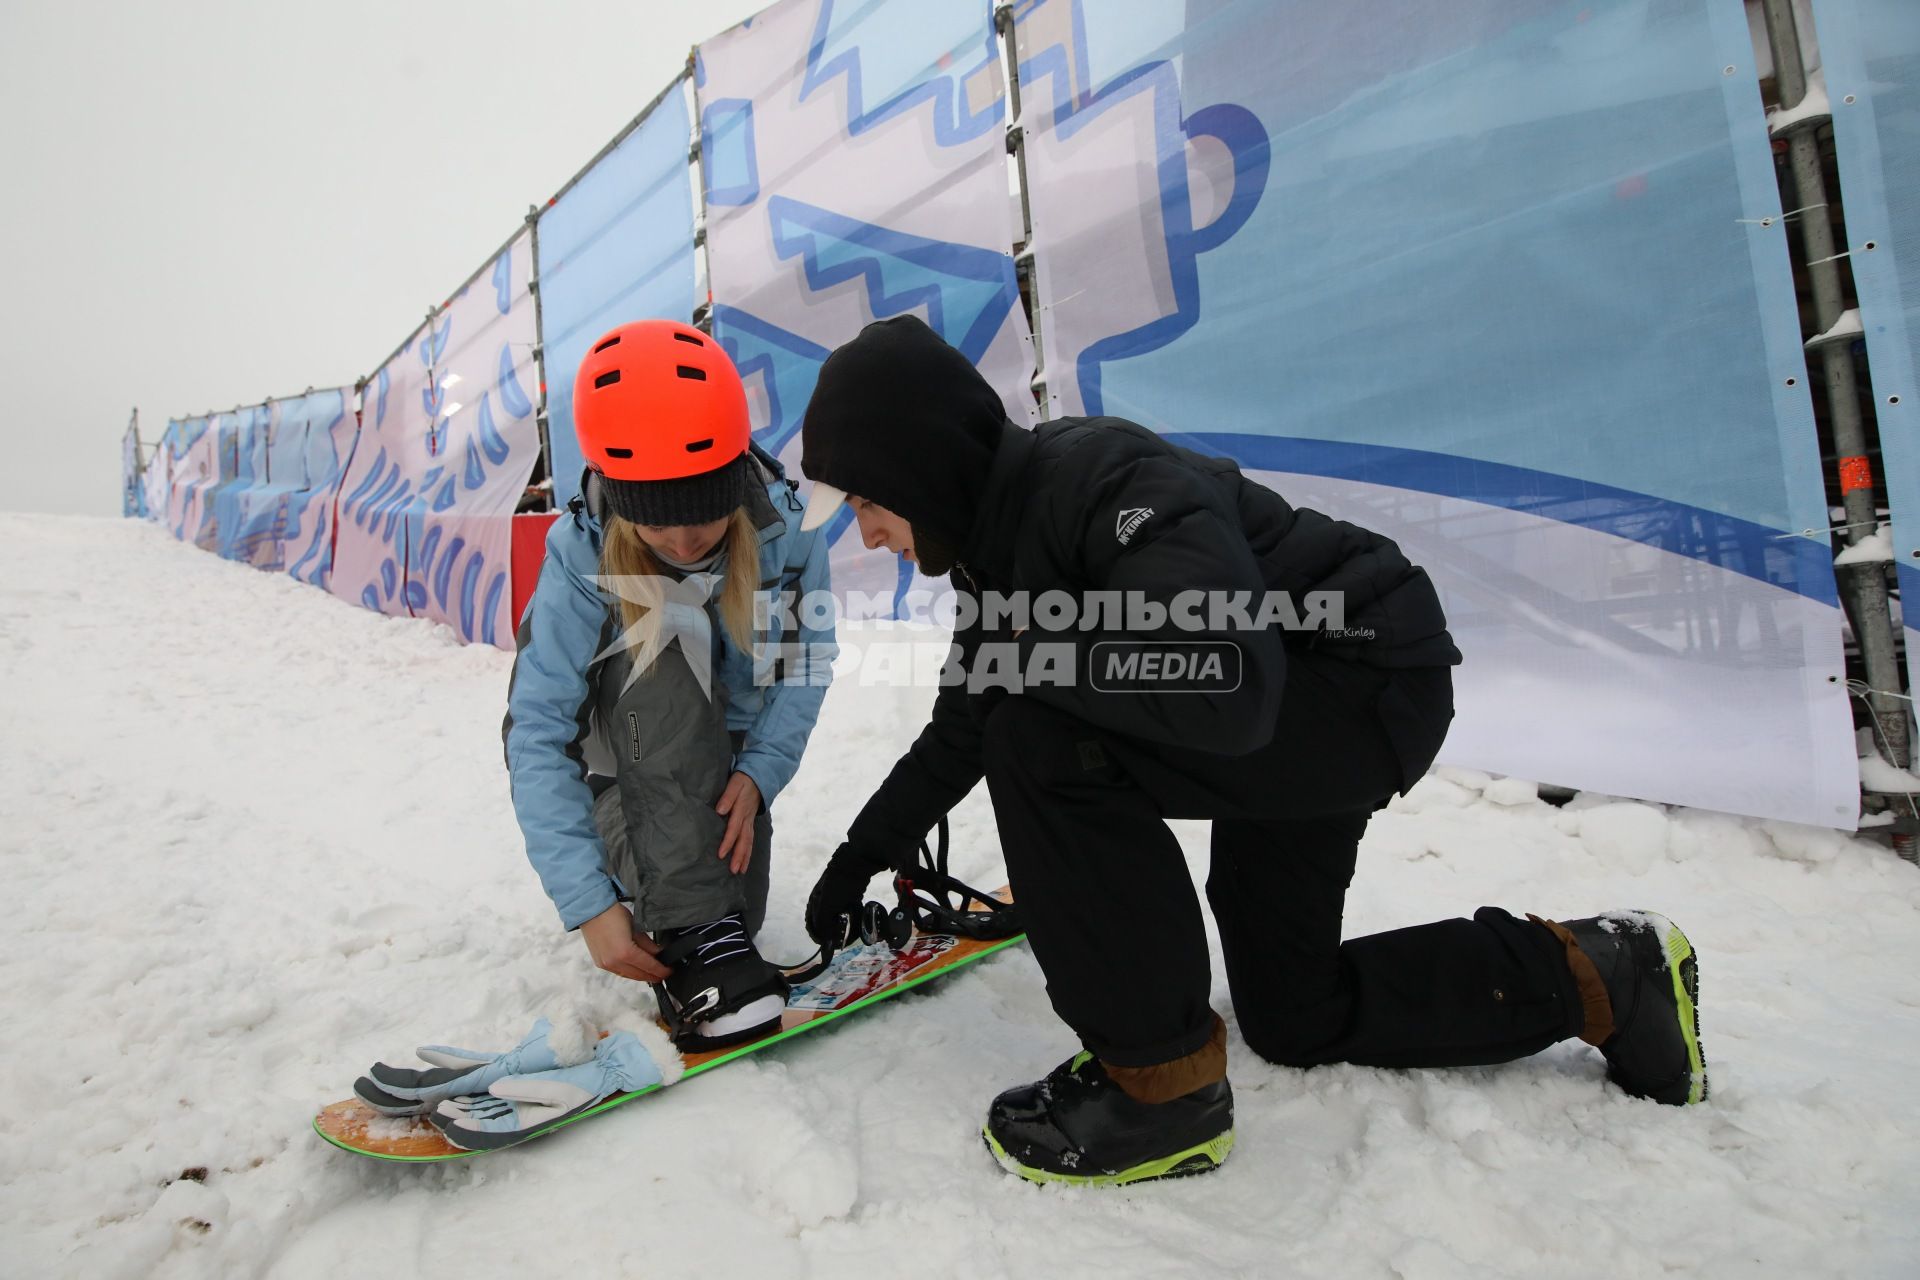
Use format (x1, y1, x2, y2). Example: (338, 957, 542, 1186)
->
(801, 315, 1007, 555)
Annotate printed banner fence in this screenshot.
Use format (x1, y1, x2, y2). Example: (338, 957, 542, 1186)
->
(537, 80, 701, 510)
(129, 0, 1911, 826)
(334, 325, 433, 622)
(141, 423, 170, 525)
(161, 415, 221, 550)
(153, 391, 358, 583)
(1815, 0, 1920, 732)
(1012, 0, 1854, 827)
(697, 0, 1037, 616)
(209, 404, 270, 567)
(409, 230, 543, 646)
(281, 388, 359, 589)
(330, 230, 542, 647)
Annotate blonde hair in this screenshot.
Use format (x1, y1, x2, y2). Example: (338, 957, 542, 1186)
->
(600, 508, 760, 668)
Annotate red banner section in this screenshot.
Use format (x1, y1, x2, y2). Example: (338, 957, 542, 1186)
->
(511, 512, 561, 633)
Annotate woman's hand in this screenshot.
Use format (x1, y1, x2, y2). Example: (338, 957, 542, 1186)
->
(579, 903, 670, 983)
(715, 771, 762, 875)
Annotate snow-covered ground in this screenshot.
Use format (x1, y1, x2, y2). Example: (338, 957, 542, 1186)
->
(4, 515, 1918, 1278)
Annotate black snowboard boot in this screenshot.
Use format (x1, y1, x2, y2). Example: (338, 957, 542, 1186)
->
(1560, 911, 1707, 1105)
(653, 913, 787, 1050)
(984, 1052, 1234, 1186)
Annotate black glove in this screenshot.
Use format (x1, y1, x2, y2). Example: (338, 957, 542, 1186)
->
(805, 842, 888, 949)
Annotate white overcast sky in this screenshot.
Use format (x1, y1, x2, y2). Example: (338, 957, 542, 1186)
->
(0, 0, 766, 516)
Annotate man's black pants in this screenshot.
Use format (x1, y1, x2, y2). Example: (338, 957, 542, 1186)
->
(980, 657, 1583, 1070)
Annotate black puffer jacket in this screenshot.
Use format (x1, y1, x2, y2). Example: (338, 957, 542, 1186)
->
(845, 416, 1461, 865)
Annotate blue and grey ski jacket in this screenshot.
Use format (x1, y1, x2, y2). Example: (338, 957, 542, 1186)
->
(503, 450, 836, 929)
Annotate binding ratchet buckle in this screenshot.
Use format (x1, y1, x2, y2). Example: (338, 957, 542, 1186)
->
(867, 817, 1020, 947)
(785, 818, 1020, 988)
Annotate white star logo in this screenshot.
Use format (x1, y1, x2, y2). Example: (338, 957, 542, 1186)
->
(588, 573, 723, 699)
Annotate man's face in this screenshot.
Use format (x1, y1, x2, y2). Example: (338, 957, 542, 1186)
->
(850, 496, 916, 563)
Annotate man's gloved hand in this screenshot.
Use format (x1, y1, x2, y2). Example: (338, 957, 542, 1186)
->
(805, 842, 888, 948)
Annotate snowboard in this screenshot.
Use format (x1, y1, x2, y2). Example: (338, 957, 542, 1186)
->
(314, 890, 1022, 1161)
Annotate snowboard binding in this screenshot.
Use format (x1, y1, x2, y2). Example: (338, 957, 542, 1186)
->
(786, 818, 1020, 985)
(652, 913, 789, 1051)
(874, 817, 1021, 946)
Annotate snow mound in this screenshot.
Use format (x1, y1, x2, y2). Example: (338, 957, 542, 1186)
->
(5, 516, 1918, 1277)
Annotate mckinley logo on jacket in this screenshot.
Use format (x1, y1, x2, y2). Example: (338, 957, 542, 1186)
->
(1115, 507, 1154, 545)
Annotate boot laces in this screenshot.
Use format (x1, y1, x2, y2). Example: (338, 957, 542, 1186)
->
(681, 914, 752, 968)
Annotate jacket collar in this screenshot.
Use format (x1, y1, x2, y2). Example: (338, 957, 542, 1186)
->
(958, 422, 1035, 588)
(742, 449, 786, 539)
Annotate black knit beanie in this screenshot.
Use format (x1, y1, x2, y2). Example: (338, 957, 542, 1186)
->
(800, 316, 1006, 544)
(599, 452, 749, 527)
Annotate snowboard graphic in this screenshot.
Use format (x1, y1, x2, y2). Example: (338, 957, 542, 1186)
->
(315, 892, 1022, 1161)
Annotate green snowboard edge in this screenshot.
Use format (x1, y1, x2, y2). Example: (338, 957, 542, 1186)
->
(316, 932, 1027, 1162)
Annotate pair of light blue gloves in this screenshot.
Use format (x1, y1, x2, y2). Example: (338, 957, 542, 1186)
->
(355, 1017, 669, 1150)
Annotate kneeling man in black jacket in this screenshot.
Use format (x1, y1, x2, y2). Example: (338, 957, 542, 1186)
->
(799, 317, 1706, 1187)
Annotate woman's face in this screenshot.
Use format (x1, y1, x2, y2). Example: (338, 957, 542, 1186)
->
(850, 496, 917, 563)
(632, 516, 730, 564)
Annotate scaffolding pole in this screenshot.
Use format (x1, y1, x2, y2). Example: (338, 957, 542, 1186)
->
(994, 2, 1048, 416)
(526, 204, 554, 510)
(1758, 0, 1913, 855)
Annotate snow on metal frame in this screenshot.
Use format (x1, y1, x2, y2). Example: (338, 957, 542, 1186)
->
(1814, 0, 1920, 733)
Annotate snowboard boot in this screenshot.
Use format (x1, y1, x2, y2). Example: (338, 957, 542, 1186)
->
(983, 1052, 1234, 1187)
(1553, 910, 1707, 1105)
(653, 912, 787, 1050)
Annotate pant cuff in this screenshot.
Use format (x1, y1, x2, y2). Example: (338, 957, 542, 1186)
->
(1100, 1013, 1228, 1103)
(1528, 914, 1615, 1046)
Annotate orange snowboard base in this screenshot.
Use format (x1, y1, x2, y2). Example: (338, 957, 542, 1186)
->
(316, 893, 1021, 1161)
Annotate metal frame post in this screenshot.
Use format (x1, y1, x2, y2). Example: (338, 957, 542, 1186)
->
(993, 1, 1048, 416)
(526, 203, 554, 510)
(1759, 0, 1912, 849)
(686, 56, 713, 334)
(124, 408, 143, 515)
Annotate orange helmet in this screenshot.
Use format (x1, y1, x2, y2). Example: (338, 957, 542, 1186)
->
(573, 320, 750, 482)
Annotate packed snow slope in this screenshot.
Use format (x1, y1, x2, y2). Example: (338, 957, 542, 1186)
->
(3, 516, 1918, 1279)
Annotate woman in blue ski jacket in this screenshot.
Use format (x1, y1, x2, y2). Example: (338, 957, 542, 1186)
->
(502, 319, 835, 1048)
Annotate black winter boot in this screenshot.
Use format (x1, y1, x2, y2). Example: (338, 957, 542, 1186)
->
(1558, 911, 1707, 1105)
(984, 1052, 1234, 1186)
(653, 913, 787, 1050)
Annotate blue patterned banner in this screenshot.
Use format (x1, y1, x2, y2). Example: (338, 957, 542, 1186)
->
(162, 414, 225, 550)
(333, 328, 434, 623)
(281, 389, 358, 590)
(536, 81, 699, 509)
(212, 404, 273, 566)
(1015, 0, 1854, 825)
(406, 230, 543, 647)
(696, 0, 1037, 616)
(333, 232, 541, 647)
